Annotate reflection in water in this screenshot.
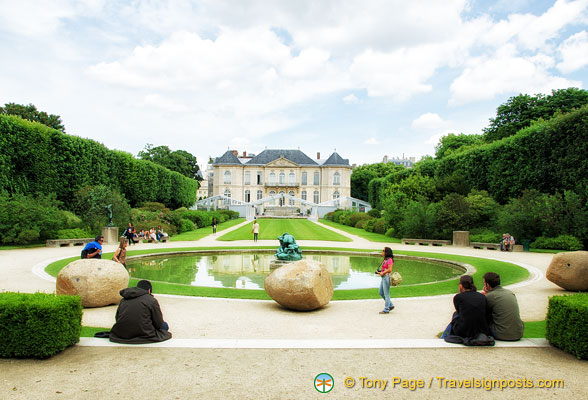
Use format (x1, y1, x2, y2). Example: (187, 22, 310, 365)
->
(128, 253, 462, 290)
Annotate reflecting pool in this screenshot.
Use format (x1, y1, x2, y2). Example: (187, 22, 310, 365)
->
(126, 252, 464, 290)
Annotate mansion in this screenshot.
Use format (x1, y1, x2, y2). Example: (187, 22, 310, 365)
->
(211, 149, 351, 206)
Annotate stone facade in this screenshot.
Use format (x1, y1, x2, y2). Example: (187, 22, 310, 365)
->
(211, 149, 351, 204)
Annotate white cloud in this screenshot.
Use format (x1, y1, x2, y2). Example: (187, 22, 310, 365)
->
(141, 94, 189, 113)
(558, 31, 588, 73)
(426, 130, 454, 145)
(411, 113, 448, 131)
(363, 137, 380, 145)
(342, 94, 359, 104)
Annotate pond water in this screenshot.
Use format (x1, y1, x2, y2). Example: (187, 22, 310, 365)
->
(126, 252, 464, 290)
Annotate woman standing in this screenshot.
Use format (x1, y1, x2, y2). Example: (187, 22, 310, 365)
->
(378, 247, 395, 314)
(112, 237, 128, 268)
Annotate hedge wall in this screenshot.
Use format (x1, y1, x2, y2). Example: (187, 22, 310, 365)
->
(0, 114, 198, 209)
(436, 106, 588, 203)
(0, 292, 82, 358)
(546, 293, 588, 359)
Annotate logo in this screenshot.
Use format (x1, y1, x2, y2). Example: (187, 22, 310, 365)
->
(314, 373, 334, 393)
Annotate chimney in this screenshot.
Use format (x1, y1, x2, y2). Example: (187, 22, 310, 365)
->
(231, 150, 238, 157)
(317, 152, 320, 159)
(243, 151, 247, 157)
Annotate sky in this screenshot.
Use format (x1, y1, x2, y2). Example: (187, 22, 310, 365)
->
(1, 0, 588, 169)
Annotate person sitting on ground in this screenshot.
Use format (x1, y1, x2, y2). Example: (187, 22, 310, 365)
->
(109, 280, 172, 344)
(81, 235, 104, 259)
(483, 272, 524, 341)
(441, 275, 490, 339)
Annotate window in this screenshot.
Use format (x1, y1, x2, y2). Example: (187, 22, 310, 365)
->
(257, 171, 262, 185)
(257, 190, 263, 200)
(279, 172, 285, 184)
(313, 171, 319, 185)
(301, 191, 307, 201)
(269, 172, 276, 185)
(333, 172, 340, 185)
(313, 191, 319, 203)
(301, 172, 307, 185)
(288, 190, 295, 206)
(245, 190, 251, 202)
(333, 191, 340, 200)
(279, 191, 285, 206)
(223, 189, 231, 204)
(288, 172, 295, 185)
(224, 171, 231, 184)
(269, 190, 276, 205)
(244, 171, 250, 185)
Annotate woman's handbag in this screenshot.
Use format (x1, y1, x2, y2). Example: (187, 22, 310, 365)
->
(390, 271, 403, 286)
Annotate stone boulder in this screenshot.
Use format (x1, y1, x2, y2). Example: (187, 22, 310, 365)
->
(264, 259, 333, 311)
(546, 251, 588, 291)
(56, 259, 129, 307)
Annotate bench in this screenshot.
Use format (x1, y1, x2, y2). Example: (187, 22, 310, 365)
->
(46, 238, 94, 248)
(145, 236, 169, 243)
(470, 242, 500, 250)
(401, 238, 452, 246)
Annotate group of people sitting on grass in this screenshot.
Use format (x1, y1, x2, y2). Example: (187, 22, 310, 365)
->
(500, 233, 516, 251)
(441, 272, 524, 345)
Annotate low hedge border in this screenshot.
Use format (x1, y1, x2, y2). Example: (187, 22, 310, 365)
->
(546, 293, 588, 359)
(0, 292, 82, 358)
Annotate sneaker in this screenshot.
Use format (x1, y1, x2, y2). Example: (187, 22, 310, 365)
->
(389, 305, 395, 311)
(379, 310, 389, 314)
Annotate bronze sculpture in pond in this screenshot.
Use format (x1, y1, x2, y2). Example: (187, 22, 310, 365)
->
(275, 232, 302, 261)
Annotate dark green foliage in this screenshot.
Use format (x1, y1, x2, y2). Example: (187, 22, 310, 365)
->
(546, 294, 588, 359)
(0, 114, 198, 209)
(179, 218, 196, 233)
(351, 163, 405, 201)
(0, 103, 65, 132)
(138, 144, 201, 181)
(0, 292, 82, 358)
(399, 199, 438, 238)
(470, 232, 502, 243)
(72, 185, 132, 233)
(435, 133, 482, 159)
(531, 235, 583, 251)
(57, 229, 93, 239)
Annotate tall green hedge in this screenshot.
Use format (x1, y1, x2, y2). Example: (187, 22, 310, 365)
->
(436, 106, 588, 203)
(0, 292, 82, 358)
(546, 294, 588, 359)
(0, 114, 198, 209)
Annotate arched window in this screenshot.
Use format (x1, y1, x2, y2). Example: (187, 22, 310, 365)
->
(313, 191, 319, 203)
(313, 171, 319, 185)
(257, 190, 263, 200)
(269, 190, 276, 205)
(301, 191, 307, 201)
(223, 189, 231, 204)
(245, 190, 251, 202)
(288, 190, 295, 206)
(279, 172, 285, 184)
(333, 172, 340, 185)
(302, 172, 307, 185)
(224, 171, 231, 184)
(288, 172, 295, 185)
(269, 172, 276, 185)
(333, 191, 340, 200)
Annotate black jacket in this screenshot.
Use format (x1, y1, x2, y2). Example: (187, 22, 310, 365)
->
(109, 287, 172, 344)
(452, 290, 490, 338)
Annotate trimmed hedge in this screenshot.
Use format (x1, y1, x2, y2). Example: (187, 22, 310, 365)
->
(531, 235, 583, 251)
(0, 292, 82, 358)
(0, 114, 198, 209)
(546, 294, 588, 359)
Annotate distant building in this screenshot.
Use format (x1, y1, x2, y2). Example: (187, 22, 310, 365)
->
(196, 169, 208, 200)
(382, 155, 416, 168)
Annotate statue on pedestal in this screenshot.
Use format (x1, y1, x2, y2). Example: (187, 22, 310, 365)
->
(275, 232, 302, 261)
(105, 204, 114, 227)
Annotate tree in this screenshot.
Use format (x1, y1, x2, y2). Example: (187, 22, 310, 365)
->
(0, 103, 65, 132)
(351, 162, 403, 201)
(435, 133, 481, 159)
(138, 144, 201, 181)
(72, 185, 131, 233)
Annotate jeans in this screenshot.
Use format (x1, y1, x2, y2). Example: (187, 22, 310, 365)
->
(379, 275, 394, 311)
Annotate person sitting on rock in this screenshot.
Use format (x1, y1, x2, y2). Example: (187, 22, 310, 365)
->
(109, 280, 172, 344)
(81, 235, 104, 259)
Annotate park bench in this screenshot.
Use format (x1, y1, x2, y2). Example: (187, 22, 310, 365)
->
(470, 242, 500, 250)
(146, 236, 169, 243)
(46, 238, 94, 248)
(401, 238, 452, 246)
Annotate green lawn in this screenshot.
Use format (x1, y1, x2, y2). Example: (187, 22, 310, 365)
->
(319, 219, 401, 243)
(171, 218, 245, 241)
(218, 218, 352, 242)
(45, 247, 528, 300)
(523, 320, 546, 338)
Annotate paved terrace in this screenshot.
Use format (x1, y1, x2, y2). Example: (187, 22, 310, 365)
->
(1, 220, 587, 399)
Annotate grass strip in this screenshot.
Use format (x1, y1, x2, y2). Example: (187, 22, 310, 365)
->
(218, 219, 351, 242)
(318, 219, 401, 243)
(522, 320, 546, 338)
(171, 218, 246, 241)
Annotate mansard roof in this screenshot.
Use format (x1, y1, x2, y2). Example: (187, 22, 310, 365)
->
(245, 149, 318, 166)
(213, 150, 242, 165)
(322, 152, 350, 166)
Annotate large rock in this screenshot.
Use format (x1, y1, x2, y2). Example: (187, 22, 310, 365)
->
(546, 251, 588, 291)
(264, 259, 333, 311)
(56, 259, 129, 307)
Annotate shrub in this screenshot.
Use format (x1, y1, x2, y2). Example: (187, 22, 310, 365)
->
(348, 212, 371, 227)
(355, 220, 367, 229)
(0, 292, 82, 358)
(367, 209, 381, 218)
(531, 235, 583, 251)
(546, 294, 588, 359)
(15, 229, 40, 244)
(180, 218, 196, 233)
(385, 227, 396, 237)
(372, 218, 389, 235)
(218, 209, 239, 220)
(57, 228, 93, 239)
(139, 202, 169, 212)
(470, 232, 503, 243)
(72, 185, 131, 233)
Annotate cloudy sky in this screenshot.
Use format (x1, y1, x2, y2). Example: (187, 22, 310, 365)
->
(1, 0, 588, 168)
